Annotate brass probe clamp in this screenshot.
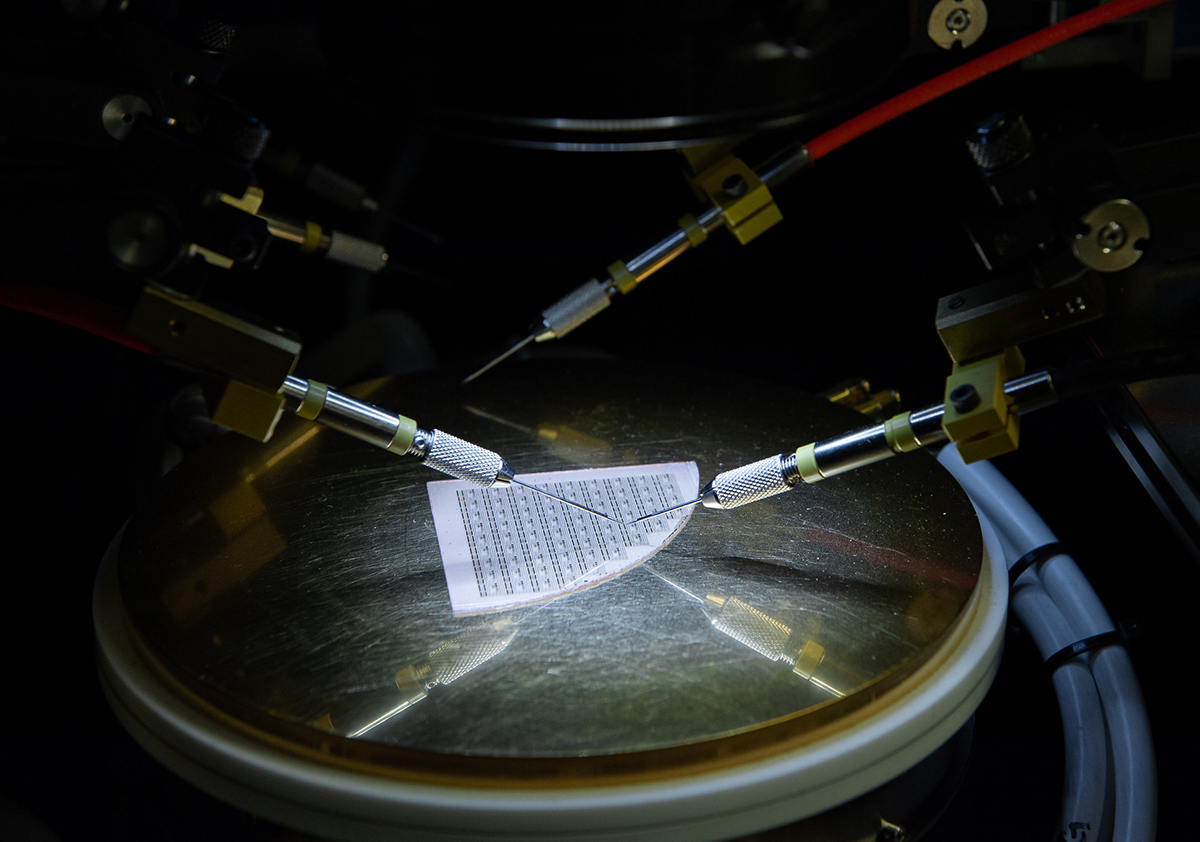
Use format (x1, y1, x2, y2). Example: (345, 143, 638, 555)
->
(697, 364, 1055, 511)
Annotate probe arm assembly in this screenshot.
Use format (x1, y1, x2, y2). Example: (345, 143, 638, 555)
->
(700, 341, 1200, 509)
(534, 144, 809, 342)
(700, 369, 1058, 510)
(467, 0, 1169, 385)
(281, 376, 625, 522)
(462, 144, 810, 383)
(315, 618, 518, 738)
(281, 375, 514, 487)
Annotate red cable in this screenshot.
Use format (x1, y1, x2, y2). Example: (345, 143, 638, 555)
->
(0, 283, 156, 355)
(805, 0, 1172, 161)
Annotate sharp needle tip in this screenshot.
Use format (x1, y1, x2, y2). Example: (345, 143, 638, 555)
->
(631, 497, 702, 524)
(462, 334, 536, 384)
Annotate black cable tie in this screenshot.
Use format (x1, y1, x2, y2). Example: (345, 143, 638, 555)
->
(1045, 630, 1124, 672)
(1008, 542, 1069, 587)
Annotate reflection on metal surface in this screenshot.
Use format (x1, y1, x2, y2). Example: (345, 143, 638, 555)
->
(464, 404, 616, 466)
(117, 362, 980, 784)
(317, 618, 519, 738)
(645, 566, 853, 698)
(703, 595, 848, 698)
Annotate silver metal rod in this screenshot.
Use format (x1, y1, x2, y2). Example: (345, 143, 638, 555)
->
(281, 375, 308, 401)
(257, 212, 308, 245)
(319, 390, 402, 449)
(1005, 371, 1058, 414)
(697, 205, 726, 232)
(812, 423, 894, 478)
(283, 376, 400, 449)
(625, 207, 725, 284)
(755, 143, 812, 189)
(910, 405, 950, 446)
(626, 229, 692, 281)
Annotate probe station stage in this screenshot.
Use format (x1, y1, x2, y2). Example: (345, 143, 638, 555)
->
(98, 362, 1000, 841)
(3, 1, 1198, 839)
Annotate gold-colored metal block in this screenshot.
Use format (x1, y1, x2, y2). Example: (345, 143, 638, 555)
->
(210, 379, 286, 443)
(936, 272, 1104, 364)
(942, 346, 1023, 442)
(218, 185, 265, 216)
(678, 142, 736, 182)
(942, 346, 1024, 463)
(690, 154, 783, 244)
(127, 285, 300, 391)
(208, 478, 268, 536)
(819, 378, 871, 406)
(956, 412, 1020, 463)
(726, 201, 783, 245)
(186, 243, 234, 269)
(856, 389, 902, 417)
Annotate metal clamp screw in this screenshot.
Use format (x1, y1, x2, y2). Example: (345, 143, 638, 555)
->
(1097, 221, 1127, 252)
(946, 7, 971, 33)
(928, 0, 987, 49)
(721, 174, 749, 199)
(1073, 199, 1149, 272)
(950, 383, 980, 413)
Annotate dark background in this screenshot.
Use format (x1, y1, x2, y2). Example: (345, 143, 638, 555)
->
(3, 8, 1199, 839)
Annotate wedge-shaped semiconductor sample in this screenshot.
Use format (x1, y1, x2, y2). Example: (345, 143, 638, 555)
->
(428, 462, 699, 613)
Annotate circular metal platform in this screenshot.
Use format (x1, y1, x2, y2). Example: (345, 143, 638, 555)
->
(96, 361, 1004, 841)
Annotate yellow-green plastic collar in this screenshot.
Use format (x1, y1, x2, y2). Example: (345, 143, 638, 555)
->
(296, 379, 328, 420)
(607, 260, 638, 295)
(300, 220, 323, 254)
(387, 415, 418, 455)
(678, 213, 708, 248)
(795, 442, 823, 483)
(883, 412, 920, 453)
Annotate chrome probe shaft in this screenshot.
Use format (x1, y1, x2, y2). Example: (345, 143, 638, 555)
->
(280, 376, 624, 523)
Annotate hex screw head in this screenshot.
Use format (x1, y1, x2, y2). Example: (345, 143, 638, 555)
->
(721, 174, 748, 198)
(950, 384, 980, 413)
(946, 7, 971, 33)
(1098, 221, 1127, 252)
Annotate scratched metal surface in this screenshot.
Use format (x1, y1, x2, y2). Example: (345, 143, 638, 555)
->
(119, 361, 980, 758)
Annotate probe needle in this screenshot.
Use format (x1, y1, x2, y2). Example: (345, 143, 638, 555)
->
(509, 477, 625, 525)
(629, 497, 703, 525)
(642, 565, 705, 603)
(463, 334, 536, 384)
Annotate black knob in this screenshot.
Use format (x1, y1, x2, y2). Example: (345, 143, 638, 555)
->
(965, 113, 1034, 173)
